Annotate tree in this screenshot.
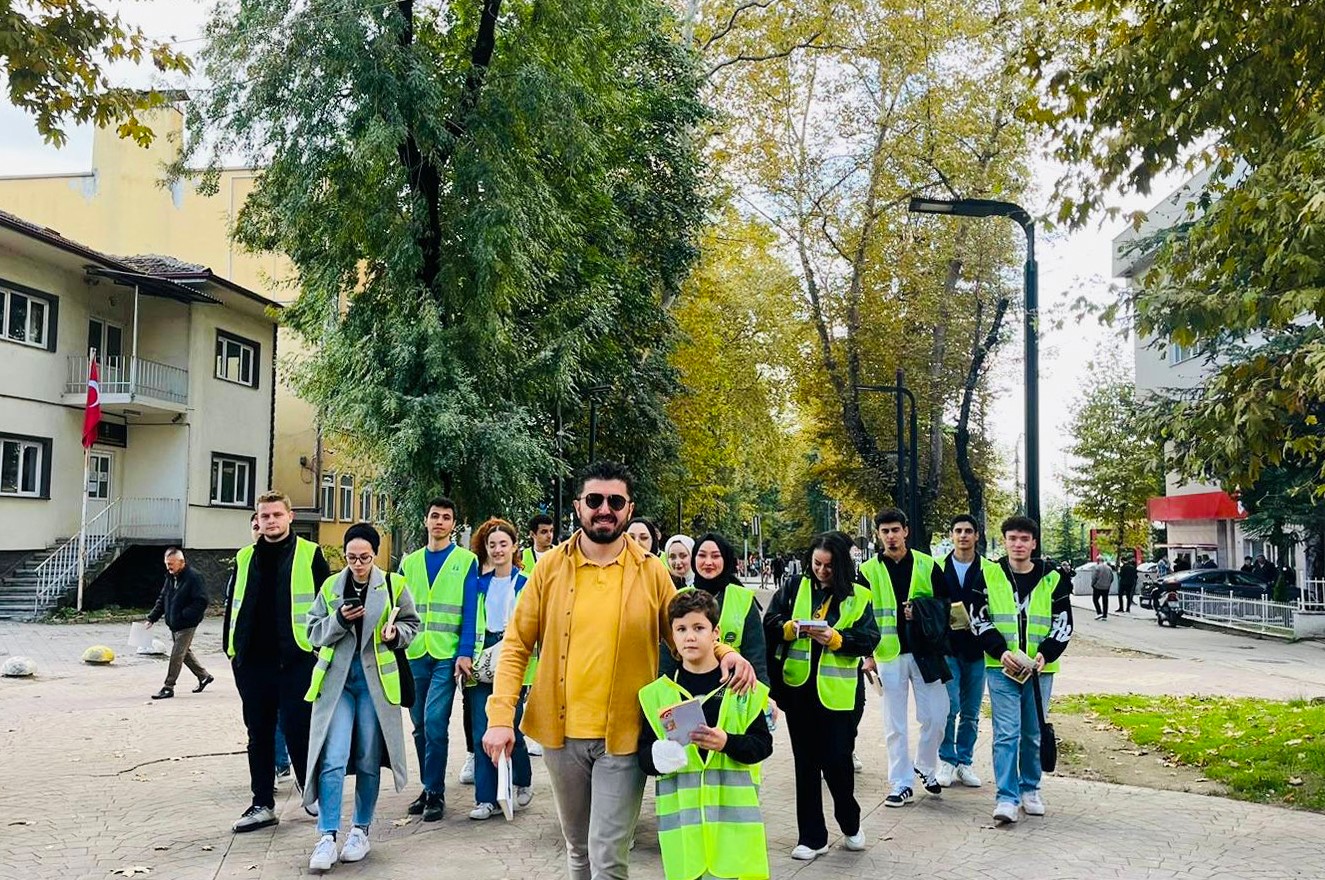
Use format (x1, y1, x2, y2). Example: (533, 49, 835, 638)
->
(1, 0, 191, 146)
(1025, 0, 1325, 491)
(713, 0, 1034, 545)
(1042, 499, 1085, 565)
(1065, 378, 1162, 558)
(177, 1, 709, 526)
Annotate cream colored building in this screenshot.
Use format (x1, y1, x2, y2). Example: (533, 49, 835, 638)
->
(0, 104, 390, 564)
(0, 208, 279, 615)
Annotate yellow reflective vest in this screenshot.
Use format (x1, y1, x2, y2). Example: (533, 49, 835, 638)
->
(781, 578, 872, 711)
(226, 537, 318, 657)
(304, 571, 404, 705)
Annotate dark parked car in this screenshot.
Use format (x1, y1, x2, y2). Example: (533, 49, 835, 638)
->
(1154, 568, 1300, 602)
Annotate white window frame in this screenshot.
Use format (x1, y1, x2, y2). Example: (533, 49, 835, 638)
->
(1, 285, 52, 349)
(359, 487, 373, 522)
(338, 474, 354, 523)
(320, 473, 336, 521)
(215, 330, 259, 388)
(1169, 336, 1198, 365)
(210, 453, 253, 508)
(0, 437, 45, 497)
(87, 451, 113, 500)
(376, 493, 388, 524)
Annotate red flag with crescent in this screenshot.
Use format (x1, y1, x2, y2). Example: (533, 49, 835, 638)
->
(82, 358, 101, 449)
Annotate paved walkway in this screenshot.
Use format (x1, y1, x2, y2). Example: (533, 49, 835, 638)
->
(1, 618, 1322, 880)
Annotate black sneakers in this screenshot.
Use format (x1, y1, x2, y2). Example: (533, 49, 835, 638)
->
(916, 768, 942, 795)
(151, 687, 174, 700)
(407, 790, 428, 816)
(232, 804, 278, 832)
(884, 787, 914, 807)
(422, 792, 445, 822)
(193, 674, 215, 693)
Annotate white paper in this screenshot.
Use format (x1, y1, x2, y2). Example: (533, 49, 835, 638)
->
(127, 622, 156, 651)
(496, 753, 515, 821)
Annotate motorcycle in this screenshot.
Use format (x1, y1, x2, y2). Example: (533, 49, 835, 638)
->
(1153, 585, 1184, 627)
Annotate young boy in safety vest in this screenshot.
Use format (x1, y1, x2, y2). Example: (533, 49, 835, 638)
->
(637, 590, 773, 880)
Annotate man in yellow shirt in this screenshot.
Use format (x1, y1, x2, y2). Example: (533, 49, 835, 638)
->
(483, 461, 757, 880)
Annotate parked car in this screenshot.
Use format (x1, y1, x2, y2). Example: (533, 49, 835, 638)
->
(1154, 568, 1300, 602)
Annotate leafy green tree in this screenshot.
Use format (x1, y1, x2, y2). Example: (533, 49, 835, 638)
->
(1065, 379, 1162, 558)
(177, 0, 709, 527)
(1043, 499, 1085, 565)
(1025, 0, 1325, 490)
(1, 0, 192, 146)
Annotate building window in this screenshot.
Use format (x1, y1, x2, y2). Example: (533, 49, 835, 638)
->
(215, 330, 260, 388)
(1169, 337, 1198, 365)
(210, 453, 255, 507)
(339, 474, 354, 522)
(1, 284, 55, 350)
(0, 434, 51, 498)
(359, 487, 373, 522)
(376, 493, 389, 523)
(88, 318, 124, 363)
(87, 452, 113, 500)
(320, 473, 335, 521)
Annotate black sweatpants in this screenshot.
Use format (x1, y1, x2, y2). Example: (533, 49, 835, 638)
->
(1118, 585, 1135, 612)
(233, 651, 317, 808)
(1092, 590, 1110, 618)
(783, 684, 863, 849)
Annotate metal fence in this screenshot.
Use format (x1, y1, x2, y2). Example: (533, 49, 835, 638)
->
(1179, 589, 1296, 638)
(1301, 579, 1325, 614)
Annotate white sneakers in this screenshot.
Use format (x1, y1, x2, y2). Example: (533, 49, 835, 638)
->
(339, 827, 370, 862)
(852, 752, 863, 772)
(516, 785, 534, 808)
(469, 802, 500, 820)
(309, 834, 338, 871)
(992, 802, 1020, 825)
(936, 760, 957, 787)
(843, 832, 866, 851)
(1022, 790, 1046, 816)
(955, 765, 982, 787)
(460, 752, 475, 785)
(791, 844, 830, 861)
(526, 739, 544, 756)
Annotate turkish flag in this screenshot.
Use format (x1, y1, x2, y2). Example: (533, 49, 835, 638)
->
(82, 358, 101, 449)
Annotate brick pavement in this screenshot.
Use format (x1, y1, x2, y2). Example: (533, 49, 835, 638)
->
(1, 619, 1322, 880)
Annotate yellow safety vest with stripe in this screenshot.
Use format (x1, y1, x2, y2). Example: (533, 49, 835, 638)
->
(471, 570, 538, 687)
(858, 551, 937, 661)
(226, 537, 318, 657)
(638, 677, 770, 880)
(303, 572, 403, 705)
(400, 545, 476, 661)
(781, 578, 872, 711)
(984, 564, 1062, 674)
(521, 547, 540, 575)
(676, 583, 756, 649)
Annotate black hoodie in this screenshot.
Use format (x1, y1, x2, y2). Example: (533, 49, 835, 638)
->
(969, 557, 1074, 665)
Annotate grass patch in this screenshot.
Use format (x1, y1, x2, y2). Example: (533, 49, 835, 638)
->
(46, 606, 153, 624)
(1057, 694, 1325, 811)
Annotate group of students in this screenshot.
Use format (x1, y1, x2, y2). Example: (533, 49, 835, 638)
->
(220, 467, 1071, 880)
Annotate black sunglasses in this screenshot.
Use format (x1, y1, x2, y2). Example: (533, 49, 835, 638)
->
(580, 493, 630, 512)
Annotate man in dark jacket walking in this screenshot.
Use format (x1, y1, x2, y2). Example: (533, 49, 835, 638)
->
(147, 547, 213, 700)
(1117, 556, 1138, 612)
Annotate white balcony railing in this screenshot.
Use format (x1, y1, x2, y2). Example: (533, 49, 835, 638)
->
(66, 355, 189, 405)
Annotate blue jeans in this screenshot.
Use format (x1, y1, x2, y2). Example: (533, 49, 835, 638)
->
(409, 655, 458, 794)
(274, 709, 291, 775)
(317, 655, 383, 834)
(986, 671, 1054, 805)
(939, 655, 986, 767)
(470, 680, 532, 806)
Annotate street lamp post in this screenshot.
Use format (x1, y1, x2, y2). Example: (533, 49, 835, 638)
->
(856, 372, 920, 547)
(585, 384, 611, 464)
(908, 197, 1040, 526)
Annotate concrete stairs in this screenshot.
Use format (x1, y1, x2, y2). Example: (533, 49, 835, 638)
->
(0, 541, 127, 621)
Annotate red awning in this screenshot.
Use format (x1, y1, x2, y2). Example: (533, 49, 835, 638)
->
(1148, 491, 1246, 522)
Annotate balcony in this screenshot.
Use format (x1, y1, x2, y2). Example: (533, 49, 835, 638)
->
(63, 354, 189, 413)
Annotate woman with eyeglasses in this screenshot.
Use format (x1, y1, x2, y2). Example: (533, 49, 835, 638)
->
(464, 518, 536, 820)
(764, 531, 879, 862)
(303, 523, 420, 871)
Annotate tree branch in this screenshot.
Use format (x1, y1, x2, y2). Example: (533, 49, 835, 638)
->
(705, 32, 822, 79)
(701, 0, 778, 53)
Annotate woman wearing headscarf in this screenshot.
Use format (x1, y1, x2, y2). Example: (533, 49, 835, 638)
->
(763, 531, 879, 861)
(663, 532, 768, 685)
(303, 523, 420, 870)
(663, 534, 695, 589)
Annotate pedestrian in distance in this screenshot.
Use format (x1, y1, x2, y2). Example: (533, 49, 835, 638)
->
(935, 515, 992, 789)
(627, 516, 664, 556)
(465, 518, 535, 820)
(146, 547, 213, 700)
(764, 531, 879, 861)
(665, 533, 695, 589)
(398, 496, 479, 822)
(304, 523, 420, 871)
(1118, 554, 1138, 613)
(858, 508, 951, 806)
(482, 461, 757, 880)
(1240, 555, 1255, 573)
(1091, 556, 1113, 620)
(971, 516, 1073, 824)
(523, 513, 556, 573)
(638, 589, 773, 880)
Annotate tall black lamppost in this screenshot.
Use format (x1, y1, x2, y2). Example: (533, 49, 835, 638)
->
(908, 196, 1040, 526)
(856, 368, 919, 546)
(585, 384, 611, 464)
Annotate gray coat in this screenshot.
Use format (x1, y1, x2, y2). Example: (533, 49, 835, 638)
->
(302, 566, 420, 809)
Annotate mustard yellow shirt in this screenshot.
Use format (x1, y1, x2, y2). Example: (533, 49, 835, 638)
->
(563, 541, 625, 738)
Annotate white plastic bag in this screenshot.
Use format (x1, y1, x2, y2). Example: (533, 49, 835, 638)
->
(127, 622, 156, 651)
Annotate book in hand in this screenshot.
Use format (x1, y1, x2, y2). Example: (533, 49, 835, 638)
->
(659, 698, 708, 746)
(794, 618, 829, 637)
(1002, 649, 1036, 684)
(496, 752, 515, 821)
(948, 601, 971, 631)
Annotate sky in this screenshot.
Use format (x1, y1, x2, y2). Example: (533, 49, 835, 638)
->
(0, 1, 1178, 510)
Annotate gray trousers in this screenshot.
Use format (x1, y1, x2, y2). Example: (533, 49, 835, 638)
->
(542, 738, 645, 880)
(165, 626, 208, 688)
